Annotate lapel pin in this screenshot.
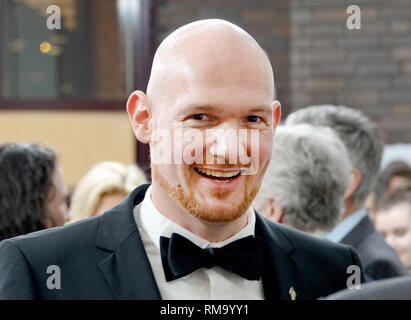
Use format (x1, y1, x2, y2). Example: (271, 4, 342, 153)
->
(289, 286, 296, 300)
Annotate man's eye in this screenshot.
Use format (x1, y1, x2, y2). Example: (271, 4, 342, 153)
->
(247, 115, 262, 123)
(191, 114, 208, 121)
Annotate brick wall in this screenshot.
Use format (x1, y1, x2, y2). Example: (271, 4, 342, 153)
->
(291, 0, 411, 143)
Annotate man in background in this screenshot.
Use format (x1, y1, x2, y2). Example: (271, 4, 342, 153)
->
(286, 105, 408, 280)
(253, 124, 351, 238)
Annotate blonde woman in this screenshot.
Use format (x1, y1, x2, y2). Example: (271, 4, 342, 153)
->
(68, 162, 147, 222)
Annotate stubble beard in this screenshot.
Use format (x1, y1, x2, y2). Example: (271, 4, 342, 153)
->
(152, 164, 260, 222)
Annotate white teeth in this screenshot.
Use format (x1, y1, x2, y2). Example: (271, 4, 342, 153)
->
(196, 168, 241, 178)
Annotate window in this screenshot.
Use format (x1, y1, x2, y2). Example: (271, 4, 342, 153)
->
(0, 0, 154, 110)
(0, 0, 154, 175)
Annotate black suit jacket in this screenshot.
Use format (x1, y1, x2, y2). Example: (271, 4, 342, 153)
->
(0, 184, 363, 300)
(340, 215, 408, 280)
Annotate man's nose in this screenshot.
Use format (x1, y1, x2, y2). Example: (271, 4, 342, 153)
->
(206, 125, 248, 165)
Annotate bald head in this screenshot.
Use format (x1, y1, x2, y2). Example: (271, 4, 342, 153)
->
(147, 19, 274, 106)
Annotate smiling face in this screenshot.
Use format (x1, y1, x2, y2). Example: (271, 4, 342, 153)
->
(151, 91, 277, 223)
(128, 20, 280, 228)
(376, 201, 411, 271)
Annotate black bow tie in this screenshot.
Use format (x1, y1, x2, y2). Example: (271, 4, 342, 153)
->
(160, 233, 262, 282)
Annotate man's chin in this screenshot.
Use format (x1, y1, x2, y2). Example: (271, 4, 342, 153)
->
(183, 185, 260, 222)
(189, 203, 248, 223)
(152, 164, 259, 223)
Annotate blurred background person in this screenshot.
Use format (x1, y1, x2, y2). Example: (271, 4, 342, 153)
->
(68, 161, 147, 223)
(0, 143, 69, 241)
(380, 161, 411, 192)
(253, 124, 351, 238)
(286, 105, 408, 280)
(367, 161, 411, 221)
(375, 186, 411, 274)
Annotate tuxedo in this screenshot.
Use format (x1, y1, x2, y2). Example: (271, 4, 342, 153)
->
(0, 184, 363, 300)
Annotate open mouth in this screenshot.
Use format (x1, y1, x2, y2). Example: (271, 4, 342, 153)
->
(194, 167, 242, 182)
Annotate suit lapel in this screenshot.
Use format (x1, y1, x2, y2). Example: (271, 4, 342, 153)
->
(96, 184, 161, 299)
(255, 213, 305, 300)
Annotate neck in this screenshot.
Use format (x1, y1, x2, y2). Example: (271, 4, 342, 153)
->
(341, 197, 361, 220)
(150, 181, 249, 242)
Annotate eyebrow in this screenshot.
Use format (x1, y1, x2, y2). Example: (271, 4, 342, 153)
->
(247, 107, 272, 114)
(178, 104, 271, 115)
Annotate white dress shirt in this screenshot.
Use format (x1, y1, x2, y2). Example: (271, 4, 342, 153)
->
(133, 186, 265, 300)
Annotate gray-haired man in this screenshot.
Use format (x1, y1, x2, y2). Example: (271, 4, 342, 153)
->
(286, 105, 408, 280)
(254, 124, 352, 238)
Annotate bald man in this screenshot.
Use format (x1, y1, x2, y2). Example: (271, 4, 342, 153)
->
(0, 20, 362, 300)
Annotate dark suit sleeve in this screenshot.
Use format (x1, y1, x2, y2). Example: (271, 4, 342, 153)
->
(0, 240, 38, 299)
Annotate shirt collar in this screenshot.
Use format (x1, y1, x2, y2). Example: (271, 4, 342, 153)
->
(139, 185, 256, 249)
(326, 208, 368, 243)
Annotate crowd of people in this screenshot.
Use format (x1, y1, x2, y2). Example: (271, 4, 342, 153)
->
(0, 19, 410, 300)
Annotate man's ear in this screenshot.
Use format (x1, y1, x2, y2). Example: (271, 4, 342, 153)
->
(262, 198, 284, 223)
(272, 100, 281, 130)
(271, 198, 284, 223)
(344, 168, 362, 199)
(126, 90, 152, 143)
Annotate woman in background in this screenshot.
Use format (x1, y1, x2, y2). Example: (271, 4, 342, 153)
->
(68, 161, 147, 222)
(375, 186, 411, 274)
(0, 143, 69, 241)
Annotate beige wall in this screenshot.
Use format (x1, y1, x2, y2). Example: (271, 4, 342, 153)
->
(0, 110, 136, 187)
